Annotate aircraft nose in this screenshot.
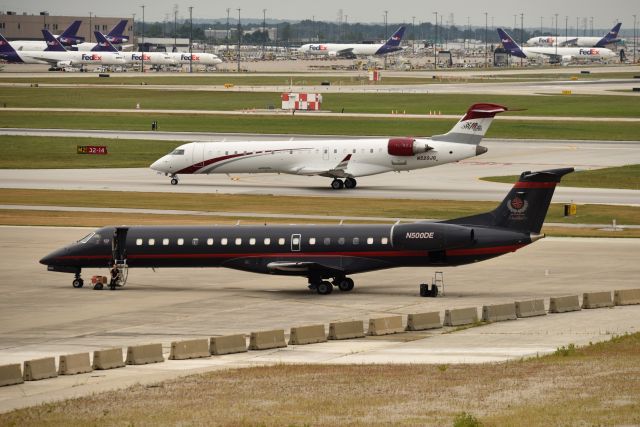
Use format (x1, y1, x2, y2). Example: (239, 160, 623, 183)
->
(150, 157, 167, 172)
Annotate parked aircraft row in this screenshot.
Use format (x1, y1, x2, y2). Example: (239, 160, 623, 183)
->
(298, 26, 406, 58)
(525, 23, 622, 47)
(0, 30, 222, 69)
(498, 28, 617, 64)
(151, 103, 505, 189)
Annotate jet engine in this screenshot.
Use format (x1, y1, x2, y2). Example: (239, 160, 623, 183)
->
(387, 138, 433, 156)
(391, 222, 474, 250)
(56, 60, 73, 67)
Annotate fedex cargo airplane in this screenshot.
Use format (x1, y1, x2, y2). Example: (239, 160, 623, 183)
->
(7, 20, 84, 51)
(40, 168, 574, 294)
(75, 20, 131, 51)
(0, 30, 125, 68)
(298, 26, 405, 58)
(498, 28, 616, 64)
(151, 103, 506, 189)
(526, 23, 622, 47)
(92, 31, 174, 66)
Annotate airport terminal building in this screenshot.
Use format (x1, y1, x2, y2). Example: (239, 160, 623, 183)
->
(0, 11, 131, 43)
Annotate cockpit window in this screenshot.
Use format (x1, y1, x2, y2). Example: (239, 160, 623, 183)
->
(171, 149, 185, 155)
(78, 232, 95, 244)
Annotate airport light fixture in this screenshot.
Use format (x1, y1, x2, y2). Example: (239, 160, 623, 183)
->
(520, 13, 524, 67)
(412, 16, 415, 54)
(433, 12, 438, 69)
(226, 8, 230, 55)
(89, 12, 92, 43)
(174, 5, 178, 50)
(140, 5, 145, 72)
(384, 10, 388, 38)
(262, 9, 266, 57)
(634, 14, 637, 64)
(554, 13, 558, 60)
(237, 8, 241, 73)
(189, 6, 193, 73)
(484, 12, 488, 68)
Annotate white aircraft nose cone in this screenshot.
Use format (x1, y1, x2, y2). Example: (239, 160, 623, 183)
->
(150, 158, 166, 172)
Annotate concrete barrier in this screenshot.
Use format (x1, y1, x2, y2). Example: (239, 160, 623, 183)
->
(328, 320, 365, 340)
(515, 299, 547, 318)
(126, 343, 164, 365)
(582, 291, 614, 309)
(368, 316, 404, 336)
(210, 334, 247, 355)
(289, 324, 327, 345)
(614, 289, 640, 306)
(169, 339, 210, 360)
(23, 357, 57, 381)
(444, 307, 478, 326)
(482, 303, 517, 322)
(249, 329, 287, 350)
(93, 348, 125, 370)
(406, 312, 442, 331)
(59, 353, 92, 375)
(549, 295, 581, 313)
(0, 364, 24, 387)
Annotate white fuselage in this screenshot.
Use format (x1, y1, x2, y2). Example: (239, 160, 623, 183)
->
(522, 46, 616, 60)
(11, 50, 126, 66)
(122, 52, 175, 65)
(150, 138, 477, 178)
(299, 43, 385, 57)
(526, 36, 608, 47)
(167, 52, 222, 65)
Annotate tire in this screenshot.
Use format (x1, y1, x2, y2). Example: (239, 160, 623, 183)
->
(344, 178, 357, 189)
(337, 278, 354, 292)
(419, 283, 429, 297)
(317, 281, 333, 295)
(430, 285, 439, 298)
(170, 178, 179, 185)
(331, 179, 344, 190)
(93, 283, 104, 291)
(72, 278, 84, 288)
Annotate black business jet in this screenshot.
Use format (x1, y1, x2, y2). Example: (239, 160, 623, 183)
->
(40, 168, 573, 295)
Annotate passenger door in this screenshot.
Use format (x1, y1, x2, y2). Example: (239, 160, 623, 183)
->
(291, 234, 301, 252)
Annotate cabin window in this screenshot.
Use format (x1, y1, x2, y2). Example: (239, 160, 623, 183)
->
(353, 237, 360, 245)
(289, 150, 293, 154)
(381, 237, 389, 245)
(309, 237, 316, 245)
(225, 151, 228, 155)
(207, 238, 214, 245)
(192, 238, 199, 246)
(352, 149, 356, 154)
(278, 238, 286, 246)
(148, 238, 155, 246)
(367, 237, 374, 244)
(221, 238, 228, 246)
(264, 237, 271, 245)
(234, 151, 237, 155)
(249, 238, 256, 245)
(177, 238, 184, 246)
(162, 238, 170, 246)
(171, 149, 184, 155)
(292, 236, 300, 245)
(136, 238, 143, 246)
(103, 238, 110, 245)
(235, 238, 242, 245)
(370, 149, 374, 154)
(338, 237, 345, 245)
(324, 237, 331, 245)
(334, 149, 337, 154)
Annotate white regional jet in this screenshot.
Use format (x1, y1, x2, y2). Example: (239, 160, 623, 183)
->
(498, 28, 616, 64)
(0, 30, 125, 68)
(298, 26, 405, 58)
(151, 103, 506, 189)
(526, 23, 622, 47)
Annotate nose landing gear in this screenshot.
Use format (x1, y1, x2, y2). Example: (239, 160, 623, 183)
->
(170, 175, 179, 185)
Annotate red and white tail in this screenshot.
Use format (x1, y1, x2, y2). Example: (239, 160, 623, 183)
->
(432, 103, 508, 145)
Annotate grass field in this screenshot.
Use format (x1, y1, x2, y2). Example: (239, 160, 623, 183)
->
(1, 333, 638, 426)
(483, 164, 640, 190)
(1, 189, 638, 226)
(1, 112, 639, 141)
(2, 88, 640, 117)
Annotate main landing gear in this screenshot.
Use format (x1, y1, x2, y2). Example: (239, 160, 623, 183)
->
(170, 175, 179, 185)
(330, 177, 357, 190)
(308, 276, 355, 295)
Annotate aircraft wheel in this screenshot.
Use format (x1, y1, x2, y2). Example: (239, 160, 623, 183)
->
(344, 178, 357, 189)
(337, 277, 354, 292)
(109, 284, 117, 291)
(72, 278, 84, 288)
(170, 177, 179, 185)
(331, 179, 344, 190)
(431, 285, 439, 298)
(317, 281, 333, 295)
(93, 283, 104, 291)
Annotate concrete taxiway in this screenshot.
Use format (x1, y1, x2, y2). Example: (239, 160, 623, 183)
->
(0, 226, 638, 412)
(0, 138, 637, 205)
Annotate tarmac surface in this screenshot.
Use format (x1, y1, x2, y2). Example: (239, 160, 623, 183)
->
(0, 226, 638, 412)
(0, 137, 638, 205)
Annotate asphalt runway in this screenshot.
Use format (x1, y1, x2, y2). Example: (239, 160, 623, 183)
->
(0, 226, 638, 412)
(0, 137, 638, 205)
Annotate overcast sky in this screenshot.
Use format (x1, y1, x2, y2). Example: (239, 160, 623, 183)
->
(2, 0, 637, 28)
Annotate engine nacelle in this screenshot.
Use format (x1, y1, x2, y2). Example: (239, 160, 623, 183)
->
(327, 51, 338, 57)
(391, 222, 474, 251)
(387, 138, 432, 156)
(56, 60, 72, 67)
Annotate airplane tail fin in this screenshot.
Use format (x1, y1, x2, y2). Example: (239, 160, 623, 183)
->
(497, 28, 526, 58)
(92, 31, 119, 52)
(445, 168, 574, 234)
(0, 33, 17, 54)
(107, 20, 128, 38)
(595, 22, 622, 47)
(59, 20, 84, 44)
(431, 103, 508, 145)
(384, 26, 406, 47)
(42, 29, 67, 52)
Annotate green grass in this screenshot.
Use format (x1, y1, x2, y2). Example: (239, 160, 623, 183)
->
(0, 136, 180, 169)
(482, 165, 640, 190)
(1, 88, 640, 117)
(1, 112, 639, 141)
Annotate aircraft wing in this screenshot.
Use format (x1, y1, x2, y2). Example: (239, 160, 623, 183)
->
(559, 38, 578, 47)
(266, 261, 344, 275)
(335, 47, 356, 58)
(26, 55, 66, 66)
(288, 154, 353, 178)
